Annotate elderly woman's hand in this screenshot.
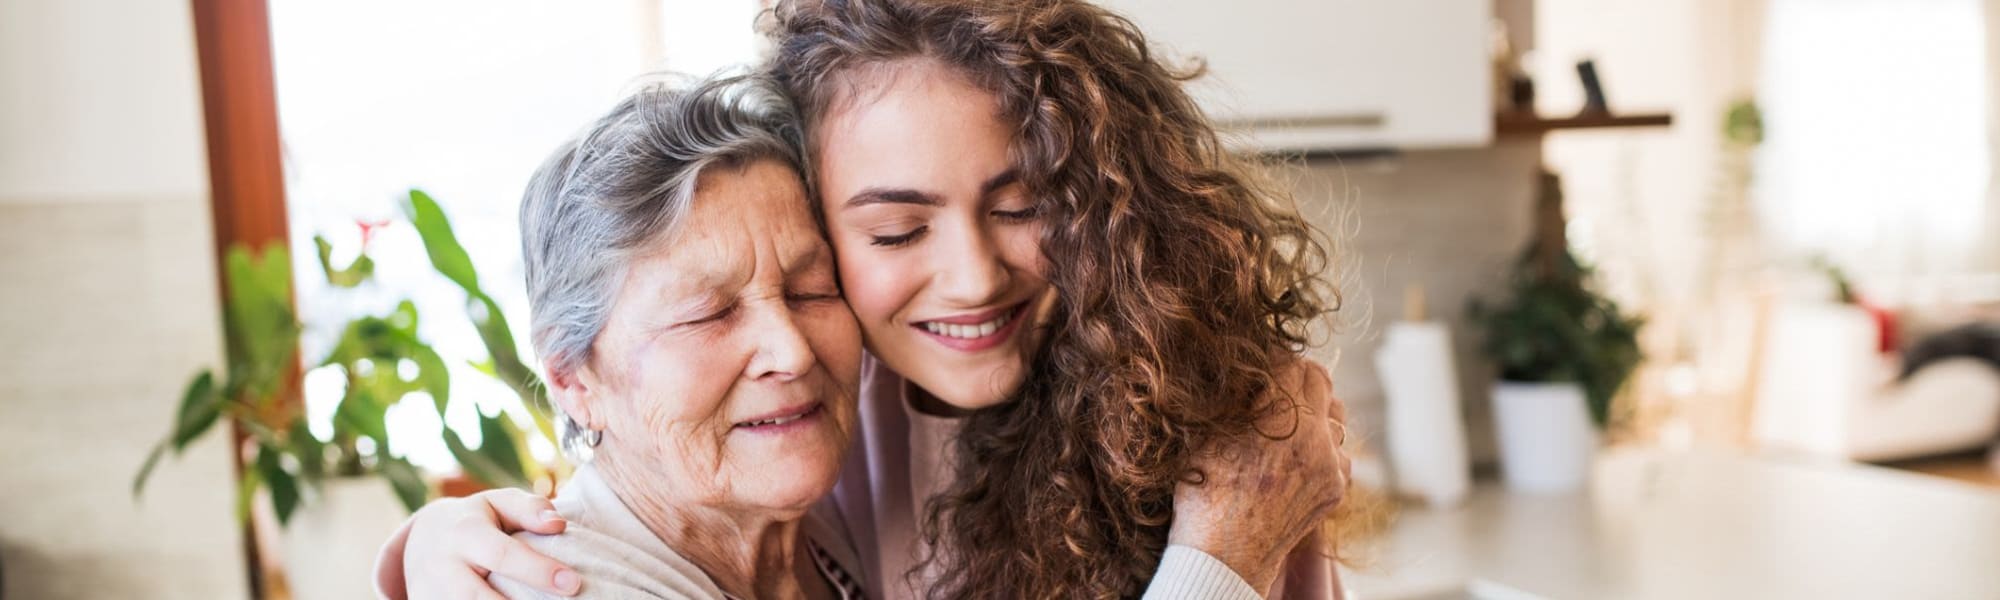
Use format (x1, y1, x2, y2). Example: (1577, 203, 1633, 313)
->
(374, 488, 581, 599)
(1167, 358, 1349, 595)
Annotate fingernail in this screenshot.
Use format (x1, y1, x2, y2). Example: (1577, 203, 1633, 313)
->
(554, 568, 581, 595)
(541, 509, 563, 524)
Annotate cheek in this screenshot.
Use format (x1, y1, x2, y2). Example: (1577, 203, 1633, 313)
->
(614, 338, 734, 440)
(833, 237, 924, 330)
(804, 306, 863, 380)
(998, 222, 1048, 281)
(799, 306, 864, 423)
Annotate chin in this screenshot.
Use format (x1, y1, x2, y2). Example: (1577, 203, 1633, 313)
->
(748, 455, 844, 511)
(916, 365, 1027, 411)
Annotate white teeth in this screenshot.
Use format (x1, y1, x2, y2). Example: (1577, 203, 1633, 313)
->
(920, 312, 1011, 339)
(741, 407, 813, 428)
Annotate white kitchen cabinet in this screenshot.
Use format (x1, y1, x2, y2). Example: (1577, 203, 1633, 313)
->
(1097, 0, 1492, 151)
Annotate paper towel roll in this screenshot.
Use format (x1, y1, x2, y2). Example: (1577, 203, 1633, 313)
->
(1374, 321, 1471, 508)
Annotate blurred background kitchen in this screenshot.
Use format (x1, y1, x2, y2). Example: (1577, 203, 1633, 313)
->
(5, 0, 1999, 598)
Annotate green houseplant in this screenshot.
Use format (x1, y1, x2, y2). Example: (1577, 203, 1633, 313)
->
(134, 189, 557, 521)
(1468, 170, 1643, 492)
(133, 189, 558, 599)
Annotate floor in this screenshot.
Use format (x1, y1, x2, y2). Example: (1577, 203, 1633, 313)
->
(1880, 448, 2000, 490)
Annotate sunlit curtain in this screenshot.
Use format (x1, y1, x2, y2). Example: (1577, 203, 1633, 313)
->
(1756, 0, 1991, 294)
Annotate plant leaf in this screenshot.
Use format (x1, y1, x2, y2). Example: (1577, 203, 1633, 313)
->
(442, 427, 528, 490)
(388, 299, 420, 335)
(132, 440, 169, 499)
(257, 447, 301, 526)
(412, 345, 452, 415)
(235, 461, 262, 525)
(171, 371, 223, 451)
(334, 385, 391, 447)
(288, 420, 325, 483)
(314, 234, 375, 288)
(377, 455, 430, 513)
(223, 243, 301, 405)
(403, 189, 482, 294)
(476, 409, 529, 486)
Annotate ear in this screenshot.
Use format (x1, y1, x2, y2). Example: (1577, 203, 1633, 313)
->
(546, 360, 603, 431)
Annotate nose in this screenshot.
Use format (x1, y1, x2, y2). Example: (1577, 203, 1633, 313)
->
(745, 302, 818, 383)
(930, 220, 1012, 306)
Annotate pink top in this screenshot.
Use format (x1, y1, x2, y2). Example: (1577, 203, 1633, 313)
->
(827, 354, 1338, 600)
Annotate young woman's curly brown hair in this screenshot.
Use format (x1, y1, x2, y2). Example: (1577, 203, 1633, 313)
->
(768, 0, 1344, 597)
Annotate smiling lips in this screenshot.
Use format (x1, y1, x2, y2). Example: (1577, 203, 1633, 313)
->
(911, 302, 1027, 352)
(732, 401, 824, 434)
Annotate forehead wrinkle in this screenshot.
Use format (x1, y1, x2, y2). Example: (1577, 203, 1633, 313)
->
(782, 239, 826, 279)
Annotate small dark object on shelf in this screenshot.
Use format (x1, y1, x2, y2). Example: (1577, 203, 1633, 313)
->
(1577, 59, 1609, 115)
(1509, 75, 1536, 113)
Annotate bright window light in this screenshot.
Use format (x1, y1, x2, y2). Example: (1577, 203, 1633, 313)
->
(270, 1, 763, 473)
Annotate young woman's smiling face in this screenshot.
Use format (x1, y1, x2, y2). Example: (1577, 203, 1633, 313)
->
(813, 58, 1055, 412)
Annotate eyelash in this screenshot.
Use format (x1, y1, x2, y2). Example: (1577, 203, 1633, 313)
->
(683, 292, 838, 326)
(993, 205, 1042, 223)
(870, 226, 928, 248)
(685, 305, 734, 326)
(866, 205, 1040, 248)
(788, 292, 842, 305)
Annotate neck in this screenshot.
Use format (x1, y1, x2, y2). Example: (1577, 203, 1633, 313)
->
(906, 382, 974, 418)
(594, 455, 808, 599)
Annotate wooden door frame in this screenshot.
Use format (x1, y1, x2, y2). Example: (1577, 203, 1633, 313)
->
(188, 0, 293, 597)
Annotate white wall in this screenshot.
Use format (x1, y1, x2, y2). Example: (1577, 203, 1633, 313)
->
(1989, 0, 2000, 272)
(0, 0, 249, 598)
(1294, 139, 1544, 463)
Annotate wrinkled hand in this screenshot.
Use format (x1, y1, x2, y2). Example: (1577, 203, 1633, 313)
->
(374, 488, 580, 600)
(1168, 359, 1350, 596)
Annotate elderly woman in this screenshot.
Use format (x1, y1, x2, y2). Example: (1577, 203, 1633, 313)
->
(496, 74, 868, 599)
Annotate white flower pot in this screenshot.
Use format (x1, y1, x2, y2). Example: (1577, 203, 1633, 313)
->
(281, 478, 410, 600)
(1490, 381, 1599, 493)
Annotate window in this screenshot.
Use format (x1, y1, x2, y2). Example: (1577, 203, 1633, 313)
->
(1757, 0, 1989, 285)
(270, 0, 764, 472)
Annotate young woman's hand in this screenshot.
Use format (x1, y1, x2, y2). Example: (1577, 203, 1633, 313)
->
(1168, 358, 1350, 595)
(373, 488, 581, 599)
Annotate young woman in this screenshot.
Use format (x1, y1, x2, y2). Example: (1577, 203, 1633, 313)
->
(378, 1, 1351, 598)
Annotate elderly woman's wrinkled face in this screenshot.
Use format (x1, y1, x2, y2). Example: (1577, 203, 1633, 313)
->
(568, 160, 862, 513)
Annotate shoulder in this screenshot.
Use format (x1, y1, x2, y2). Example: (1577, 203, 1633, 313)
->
(490, 467, 728, 600)
(486, 525, 727, 600)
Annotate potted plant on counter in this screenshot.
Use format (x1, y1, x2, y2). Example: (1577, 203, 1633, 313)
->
(1468, 170, 1644, 493)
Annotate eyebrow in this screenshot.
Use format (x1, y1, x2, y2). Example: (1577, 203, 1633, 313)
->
(980, 168, 1021, 196)
(783, 243, 827, 278)
(841, 168, 1022, 209)
(843, 187, 941, 209)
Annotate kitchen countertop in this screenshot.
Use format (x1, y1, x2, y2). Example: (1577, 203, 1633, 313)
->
(1339, 448, 2000, 600)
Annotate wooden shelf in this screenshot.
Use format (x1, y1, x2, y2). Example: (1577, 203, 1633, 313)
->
(1494, 112, 1674, 136)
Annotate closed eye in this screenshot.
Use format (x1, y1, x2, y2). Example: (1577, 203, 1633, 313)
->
(787, 291, 843, 305)
(682, 304, 735, 327)
(869, 226, 928, 248)
(992, 205, 1042, 223)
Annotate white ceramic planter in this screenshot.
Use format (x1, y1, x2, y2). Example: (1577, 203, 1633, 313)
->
(1491, 381, 1599, 493)
(281, 478, 410, 600)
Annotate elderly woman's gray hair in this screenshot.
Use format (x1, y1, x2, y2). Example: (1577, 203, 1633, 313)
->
(518, 74, 807, 456)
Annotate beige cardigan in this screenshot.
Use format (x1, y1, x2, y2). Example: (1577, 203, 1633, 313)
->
(489, 464, 865, 599)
